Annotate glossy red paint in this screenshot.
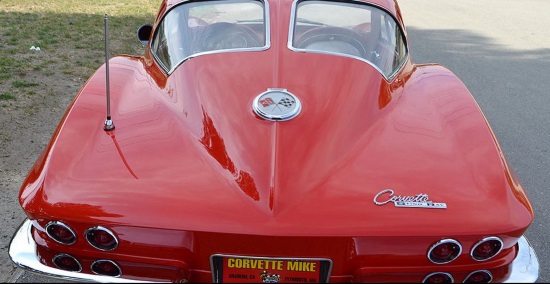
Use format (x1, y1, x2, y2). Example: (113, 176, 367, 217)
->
(22, 40, 532, 235)
(14, 0, 535, 283)
(20, 50, 533, 235)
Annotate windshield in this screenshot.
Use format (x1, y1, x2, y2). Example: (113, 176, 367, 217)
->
(289, 0, 407, 79)
(151, 0, 268, 73)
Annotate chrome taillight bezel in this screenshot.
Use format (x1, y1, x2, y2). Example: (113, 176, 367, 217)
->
(422, 272, 454, 283)
(52, 253, 82, 272)
(85, 226, 119, 251)
(427, 239, 462, 264)
(45, 221, 77, 245)
(463, 270, 493, 283)
(470, 236, 503, 261)
(91, 259, 122, 277)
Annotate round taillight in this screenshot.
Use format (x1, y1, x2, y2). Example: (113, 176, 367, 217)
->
(463, 270, 493, 283)
(422, 272, 454, 284)
(85, 226, 118, 251)
(45, 221, 77, 245)
(91, 259, 122, 277)
(471, 237, 503, 261)
(53, 253, 82, 272)
(428, 239, 462, 264)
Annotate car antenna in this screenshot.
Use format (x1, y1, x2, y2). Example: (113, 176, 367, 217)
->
(103, 14, 115, 131)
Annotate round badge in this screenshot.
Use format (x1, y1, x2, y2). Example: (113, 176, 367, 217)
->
(252, 88, 301, 121)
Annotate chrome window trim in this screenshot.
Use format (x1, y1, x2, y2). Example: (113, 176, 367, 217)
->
(470, 236, 504, 261)
(151, 0, 271, 75)
(287, 0, 409, 82)
(427, 238, 462, 264)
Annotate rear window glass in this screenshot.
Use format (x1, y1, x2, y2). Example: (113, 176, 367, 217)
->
(290, 0, 407, 79)
(151, 0, 268, 73)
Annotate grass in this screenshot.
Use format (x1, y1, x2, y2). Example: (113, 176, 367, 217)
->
(0, 92, 16, 101)
(0, 0, 159, 106)
(12, 81, 39, 88)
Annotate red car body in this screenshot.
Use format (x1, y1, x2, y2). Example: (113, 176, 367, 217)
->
(9, 0, 539, 283)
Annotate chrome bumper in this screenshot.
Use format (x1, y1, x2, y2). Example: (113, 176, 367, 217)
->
(9, 219, 155, 283)
(503, 235, 540, 283)
(9, 218, 540, 283)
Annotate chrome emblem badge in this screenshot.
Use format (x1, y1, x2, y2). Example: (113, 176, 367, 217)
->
(374, 189, 447, 209)
(253, 88, 301, 121)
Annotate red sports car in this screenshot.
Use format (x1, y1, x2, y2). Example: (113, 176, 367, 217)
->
(9, 0, 539, 283)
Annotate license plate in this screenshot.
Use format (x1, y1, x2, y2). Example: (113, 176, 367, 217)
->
(210, 254, 332, 283)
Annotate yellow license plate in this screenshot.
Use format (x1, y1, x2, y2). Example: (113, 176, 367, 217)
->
(210, 255, 332, 283)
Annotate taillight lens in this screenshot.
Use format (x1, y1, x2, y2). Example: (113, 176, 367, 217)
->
(428, 239, 462, 264)
(471, 237, 503, 261)
(53, 253, 82, 272)
(422, 272, 453, 283)
(85, 226, 118, 251)
(464, 270, 493, 283)
(91, 259, 122, 277)
(45, 221, 76, 245)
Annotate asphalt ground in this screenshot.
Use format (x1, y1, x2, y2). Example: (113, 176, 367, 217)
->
(3, 0, 549, 282)
(398, 1, 549, 282)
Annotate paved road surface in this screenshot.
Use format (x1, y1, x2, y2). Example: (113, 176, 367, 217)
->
(4, 0, 548, 282)
(398, 1, 549, 282)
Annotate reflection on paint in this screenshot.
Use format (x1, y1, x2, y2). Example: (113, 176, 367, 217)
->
(199, 108, 260, 201)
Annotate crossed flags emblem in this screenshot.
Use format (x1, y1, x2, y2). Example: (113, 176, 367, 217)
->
(259, 97, 295, 109)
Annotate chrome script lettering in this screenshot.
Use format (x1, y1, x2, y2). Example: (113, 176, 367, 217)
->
(374, 189, 447, 209)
